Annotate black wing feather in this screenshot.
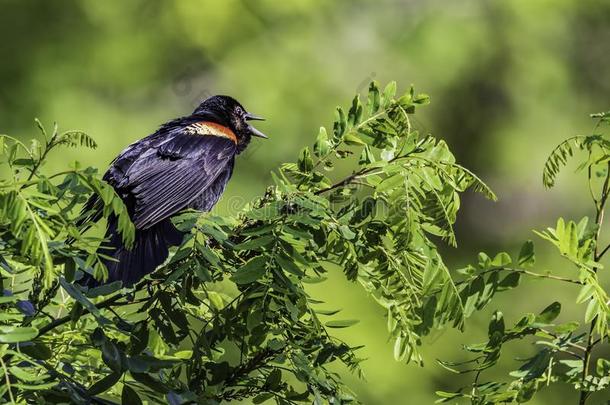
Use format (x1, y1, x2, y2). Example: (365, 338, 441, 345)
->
(125, 133, 236, 229)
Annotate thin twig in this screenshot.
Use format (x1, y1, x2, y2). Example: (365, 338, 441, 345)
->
(596, 242, 610, 261)
(315, 153, 415, 195)
(539, 328, 587, 352)
(455, 267, 582, 286)
(35, 281, 151, 338)
(24, 137, 56, 184)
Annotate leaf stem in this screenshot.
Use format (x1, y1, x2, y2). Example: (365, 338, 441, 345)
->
(456, 267, 582, 286)
(0, 354, 16, 404)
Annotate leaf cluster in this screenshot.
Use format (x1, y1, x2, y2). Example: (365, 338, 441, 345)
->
(439, 112, 610, 404)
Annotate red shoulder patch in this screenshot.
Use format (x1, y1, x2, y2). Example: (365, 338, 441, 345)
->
(189, 121, 237, 144)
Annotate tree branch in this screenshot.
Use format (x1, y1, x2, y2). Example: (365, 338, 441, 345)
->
(579, 159, 610, 405)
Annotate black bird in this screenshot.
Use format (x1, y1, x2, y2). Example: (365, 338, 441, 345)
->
(80, 95, 267, 287)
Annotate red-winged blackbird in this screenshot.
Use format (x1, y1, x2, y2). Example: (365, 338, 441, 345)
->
(80, 95, 267, 287)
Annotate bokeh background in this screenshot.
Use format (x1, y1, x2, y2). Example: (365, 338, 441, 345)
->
(1, 0, 609, 403)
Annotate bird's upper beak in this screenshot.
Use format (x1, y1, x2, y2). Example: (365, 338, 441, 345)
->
(245, 112, 265, 121)
(245, 112, 268, 138)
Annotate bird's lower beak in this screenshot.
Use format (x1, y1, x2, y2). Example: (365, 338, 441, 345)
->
(248, 124, 268, 139)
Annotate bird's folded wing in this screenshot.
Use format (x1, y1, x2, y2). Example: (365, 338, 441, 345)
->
(125, 134, 236, 229)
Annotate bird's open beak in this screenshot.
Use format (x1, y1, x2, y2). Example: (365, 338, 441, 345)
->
(245, 112, 268, 138)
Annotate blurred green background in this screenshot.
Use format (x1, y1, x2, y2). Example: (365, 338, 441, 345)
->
(1, 0, 609, 403)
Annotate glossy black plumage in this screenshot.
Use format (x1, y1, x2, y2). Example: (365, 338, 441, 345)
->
(80, 95, 266, 287)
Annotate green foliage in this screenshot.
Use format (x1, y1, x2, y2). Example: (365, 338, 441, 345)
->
(0, 123, 134, 290)
(440, 111, 610, 404)
(0, 83, 494, 404)
(542, 112, 610, 189)
(3, 86, 606, 405)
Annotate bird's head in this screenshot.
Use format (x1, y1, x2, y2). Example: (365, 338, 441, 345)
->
(192, 95, 267, 152)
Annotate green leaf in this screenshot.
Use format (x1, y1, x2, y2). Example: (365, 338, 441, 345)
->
(132, 372, 169, 394)
(130, 322, 149, 355)
(0, 295, 17, 304)
(86, 281, 123, 298)
(316, 309, 341, 316)
(359, 144, 375, 165)
(265, 368, 282, 389)
(88, 372, 122, 395)
(347, 94, 363, 125)
(367, 81, 381, 114)
(393, 335, 408, 361)
(413, 93, 430, 105)
(127, 355, 177, 373)
(339, 225, 356, 240)
(518, 240, 535, 267)
(509, 350, 551, 380)
(231, 256, 267, 284)
(19, 342, 52, 360)
(233, 235, 275, 251)
(576, 284, 595, 303)
(313, 127, 331, 157)
(207, 291, 224, 310)
(11, 381, 58, 391)
(247, 309, 263, 332)
(0, 326, 38, 343)
(555, 321, 580, 334)
(565, 221, 578, 258)
(542, 136, 583, 188)
(60, 278, 110, 326)
(64, 258, 76, 282)
(298, 147, 314, 172)
(487, 311, 505, 338)
(9, 366, 43, 382)
(101, 340, 123, 373)
(34, 118, 47, 139)
(122, 385, 143, 405)
(498, 272, 520, 291)
(596, 358, 610, 376)
(463, 276, 484, 317)
(333, 107, 347, 140)
(491, 252, 511, 267)
(325, 319, 359, 328)
(168, 245, 192, 265)
(534, 302, 561, 325)
(585, 299, 599, 323)
(344, 132, 366, 146)
(275, 253, 304, 277)
(435, 391, 464, 402)
(253, 393, 274, 404)
(382, 81, 397, 107)
(197, 244, 220, 266)
(376, 173, 403, 193)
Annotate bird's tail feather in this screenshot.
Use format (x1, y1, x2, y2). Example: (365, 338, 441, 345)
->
(80, 217, 183, 288)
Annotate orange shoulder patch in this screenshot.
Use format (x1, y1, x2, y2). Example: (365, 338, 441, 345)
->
(188, 121, 237, 144)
